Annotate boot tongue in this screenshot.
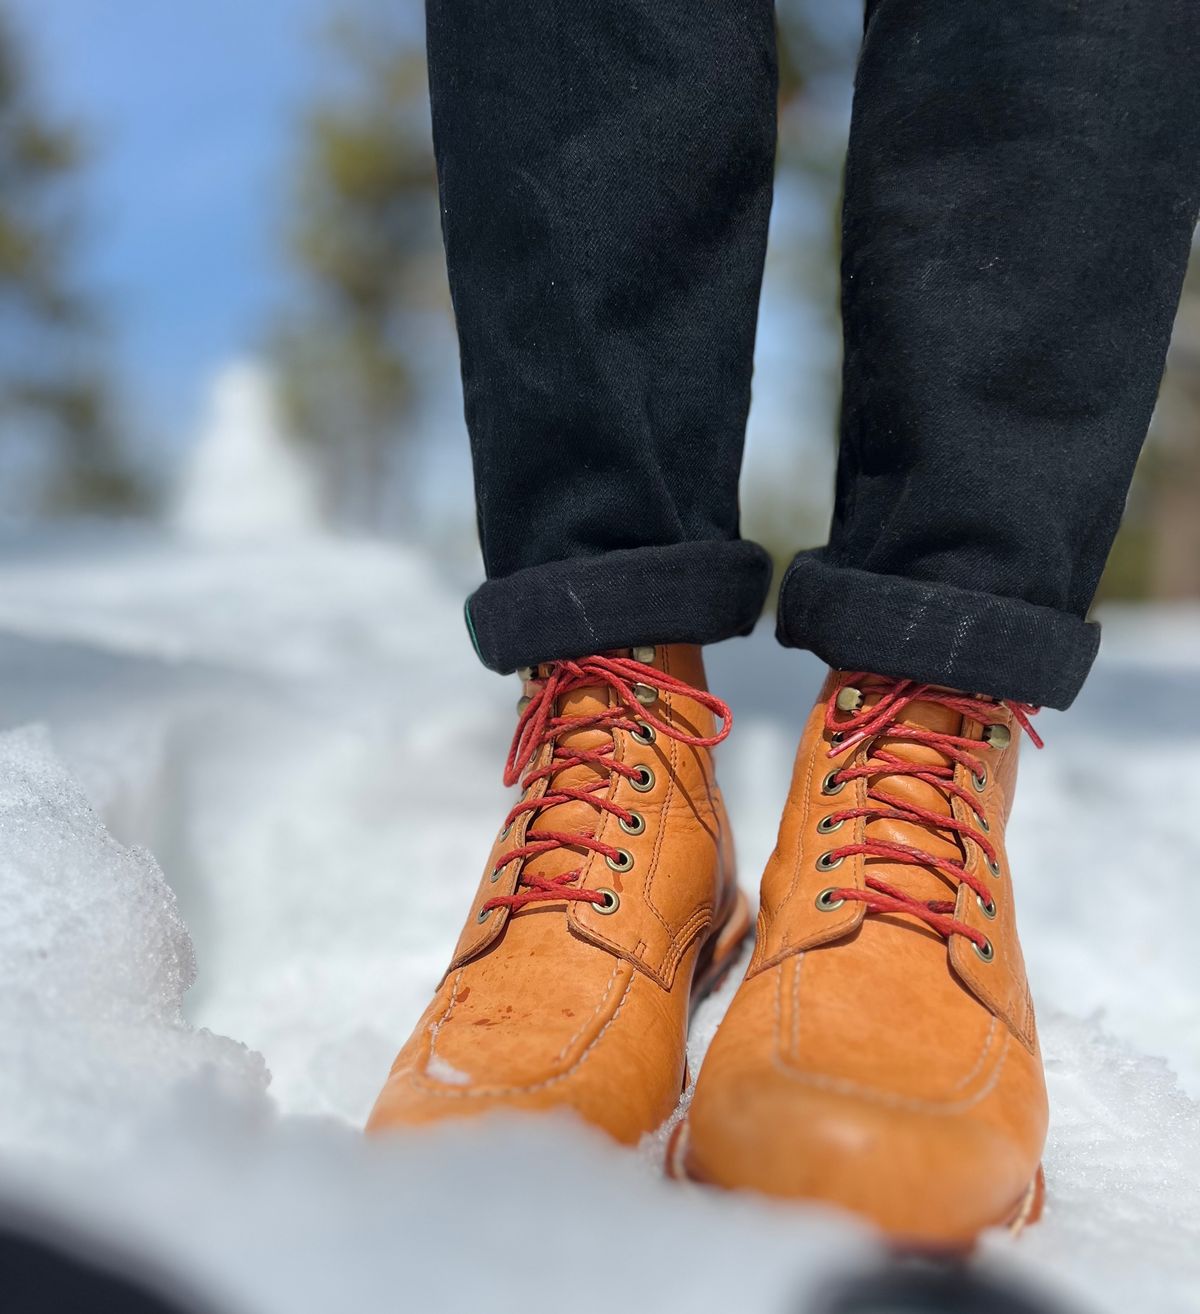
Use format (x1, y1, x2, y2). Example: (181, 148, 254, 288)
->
(860, 691, 967, 904)
(520, 680, 619, 895)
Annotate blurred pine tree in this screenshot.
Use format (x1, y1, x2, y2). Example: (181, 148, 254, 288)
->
(275, 6, 440, 533)
(1098, 247, 1200, 602)
(0, 8, 144, 514)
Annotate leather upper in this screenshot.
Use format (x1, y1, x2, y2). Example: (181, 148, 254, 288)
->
(367, 644, 743, 1144)
(683, 671, 1049, 1244)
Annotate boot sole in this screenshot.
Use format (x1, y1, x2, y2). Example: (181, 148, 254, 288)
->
(665, 1119, 1045, 1247)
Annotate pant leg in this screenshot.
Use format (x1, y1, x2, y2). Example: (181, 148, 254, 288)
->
(426, 0, 777, 673)
(776, 0, 1200, 709)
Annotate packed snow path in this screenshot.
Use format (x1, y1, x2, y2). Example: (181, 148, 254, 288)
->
(0, 527, 1197, 1313)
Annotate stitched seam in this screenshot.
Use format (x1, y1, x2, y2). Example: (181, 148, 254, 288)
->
(771, 1031, 1012, 1116)
(423, 956, 621, 1088)
(641, 645, 703, 968)
(452, 774, 548, 967)
(947, 1015, 999, 1093)
(425, 970, 462, 1066)
(641, 644, 677, 939)
(554, 958, 622, 1062)
(778, 957, 1008, 1108)
(780, 712, 822, 910)
(583, 647, 717, 981)
(411, 965, 637, 1099)
(958, 942, 1035, 1052)
(790, 949, 805, 1059)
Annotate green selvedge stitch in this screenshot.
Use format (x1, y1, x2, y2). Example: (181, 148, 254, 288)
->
(463, 598, 484, 662)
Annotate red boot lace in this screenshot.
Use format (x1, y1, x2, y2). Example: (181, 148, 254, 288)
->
(482, 654, 731, 915)
(817, 673, 1043, 950)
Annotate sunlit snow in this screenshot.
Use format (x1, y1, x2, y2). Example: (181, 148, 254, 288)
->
(0, 525, 1196, 1312)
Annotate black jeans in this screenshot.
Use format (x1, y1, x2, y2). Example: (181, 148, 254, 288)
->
(426, 0, 1200, 709)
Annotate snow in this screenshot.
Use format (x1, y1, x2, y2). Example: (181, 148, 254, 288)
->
(0, 523, 1197, 1313)
(0, 725, 264, 1159)
(173, 362, 320, 541)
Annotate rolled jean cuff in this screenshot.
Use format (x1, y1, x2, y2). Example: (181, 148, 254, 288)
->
(776, 550, 1100, 709)
(465, 540, 773, 673)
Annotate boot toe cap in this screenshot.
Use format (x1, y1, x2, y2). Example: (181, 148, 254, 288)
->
(684, 1062, 1039, 1245)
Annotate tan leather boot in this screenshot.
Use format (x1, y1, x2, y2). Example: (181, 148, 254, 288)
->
(368, 644, 749, 1144)
(673, 671, 1048, 1248)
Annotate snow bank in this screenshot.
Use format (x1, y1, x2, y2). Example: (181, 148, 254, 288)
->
(0, 528, 1196, 1313)
(0, 726, 265, 1158)
(0, 717, 873, 1314)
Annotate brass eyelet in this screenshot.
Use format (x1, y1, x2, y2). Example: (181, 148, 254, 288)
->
(815, 887, 845, 912)
(821, 771, 847, 796)
(476, 906, 494, 924)
(978, 893, 998, 920)
(816, 850, 844, 872)
(499, 822, 512, 840)
(973, 936, 995, 962)
(971, 767, 988, 793)
(983, 723, 1012, 749)
(630, 764, 656, 793)
(632, 645, 657, 665)
(633, 682, 658, 706)
(836, 686, 864, 712)
(830, 731, 845, 746)
(605, 848, 635, 873)
(630, 721, 656, 746)
(594, 888, 621, 915)
(489, 865, 504, 884)
(618, 811, 645, 836)
(977, 813, 991, 833)
(986, 856, 1001, 877)
(816, 814, 845, 835)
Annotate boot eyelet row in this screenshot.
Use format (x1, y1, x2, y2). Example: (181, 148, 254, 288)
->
(821, 771, 847, 796)
(605, 847, 635, 873)
(978, 893, 998, 919)
(630, 721, 656, 746)
(815, 850, 844, 872)
(593, 887, 621, 915)
(973, 936, 995, 962)
(630, 765, 656, 792)
(815, 887, 845, 912)
(816, 813, 845, 834)
(618, 810, 645, 835)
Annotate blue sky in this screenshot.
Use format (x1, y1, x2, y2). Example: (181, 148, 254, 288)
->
(5, 0, 837, 528)
(6, 0, 425, 459)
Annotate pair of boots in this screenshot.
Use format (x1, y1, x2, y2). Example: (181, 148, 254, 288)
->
(367, 645, 1048, 1248)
